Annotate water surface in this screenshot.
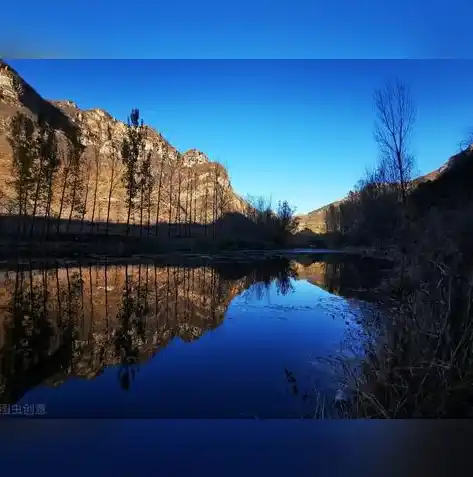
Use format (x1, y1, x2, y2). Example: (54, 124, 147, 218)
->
(0, 252, 388, 418)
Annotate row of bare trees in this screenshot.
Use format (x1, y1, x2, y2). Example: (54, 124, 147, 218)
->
(2, 108, 233, 241)
(244, 195, 299, 245)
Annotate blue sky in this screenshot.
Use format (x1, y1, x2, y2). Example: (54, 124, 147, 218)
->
(7, 59, 473, 213)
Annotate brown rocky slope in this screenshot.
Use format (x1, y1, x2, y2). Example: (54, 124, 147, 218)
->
(0, 60, 247, 236)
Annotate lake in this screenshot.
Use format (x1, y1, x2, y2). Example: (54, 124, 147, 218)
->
(0, 251, 390, 419)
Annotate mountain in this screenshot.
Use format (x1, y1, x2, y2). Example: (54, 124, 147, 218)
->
(0, 60, 247, 235)
(298, 150, 471, 234)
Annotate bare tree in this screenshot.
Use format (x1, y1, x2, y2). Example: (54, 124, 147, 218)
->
(90, 142, 101, 233)
(193, 170, 198, 232)
(122, 109, 144, 236)
(30, 116, 51, 237)
(189, 166, 195, 237)
(373, 79, 417, 206)
(42, 126, 60, 239)
(105, 126, 121, 235)
(65, 134, 86, 233)
(140, 148, 154, 236)
(203, 184, 209, 238)
(176, 155, 183, 237)
(211, 163, 220, 241)
(167, 153, 176, 238)
(7, 112, 36, 237)
(56, 135, 85, 235)
(215, 175, 232, 237)
(184, 166, 191, 237)
(274, 200, 299, 245)
(56, 149, 70, 235)
(79, 150, 92, 232)
(138, 146, 153, 237)
(154, 146, 166, 237)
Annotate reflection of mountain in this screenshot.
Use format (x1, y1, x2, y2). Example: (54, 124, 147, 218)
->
(293, 255, 392, 299)
(0, 259, 297, 403)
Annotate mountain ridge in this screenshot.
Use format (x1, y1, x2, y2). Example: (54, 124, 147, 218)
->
(0, 60, 248, 231)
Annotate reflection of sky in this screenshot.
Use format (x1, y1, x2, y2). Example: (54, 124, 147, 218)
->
(15, 277, 369, 418)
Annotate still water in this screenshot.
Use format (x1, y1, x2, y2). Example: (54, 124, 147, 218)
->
(0, 252, 389, 418)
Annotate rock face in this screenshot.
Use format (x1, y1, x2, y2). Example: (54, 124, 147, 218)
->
(0, 60, 247, 233)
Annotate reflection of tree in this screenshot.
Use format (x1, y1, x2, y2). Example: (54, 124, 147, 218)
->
(240, 258, 298, 301)
(0, 258, 303, 401)
(0, 264, 83, 403)
(0, 268, 54, 402)
(114, 264, 148, 391)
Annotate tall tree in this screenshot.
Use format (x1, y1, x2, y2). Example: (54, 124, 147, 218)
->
(176, 154, 183, 237)
(167, 153, 175, 238)
(79, 150, 92, 233)
(154, 145, 167, 237)
(215, 169, 232, 234)
(105, 125, 121, 235)
(41, 124, 60, 239)
(203, 184, 209, 238)
(90, 140, 101, 233)
(189, 166, 195, 237)
(65, 133, 86, 233)
(7, 112, 36, 237)
(139, 148, 154, 236)
(212, 163, 220, 241)
(373, 79, 417, 206)
(29, 115, 50, 237)
(122, 109, 144, 236)
(274, 200, 299, 245)
(193, 170, 198, 233)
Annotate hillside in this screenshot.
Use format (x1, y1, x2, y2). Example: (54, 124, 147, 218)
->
(297, 152, 469, 234)
(0, 60, 247, 236)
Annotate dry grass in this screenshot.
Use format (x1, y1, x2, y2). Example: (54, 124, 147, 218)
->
(329, 251, 473, 418)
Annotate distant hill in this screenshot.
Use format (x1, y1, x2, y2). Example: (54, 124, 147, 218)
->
(297, 151, 471, 234)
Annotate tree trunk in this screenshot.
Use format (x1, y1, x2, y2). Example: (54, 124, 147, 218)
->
(106, 167, 115, 236)
(140, 184, 144, 237)
(90, 151, 100, 234)
(193, 172, 198, 230)
(29, 161, 45, 238)
(44, 181, 54, 240)
(155, 161, 164, 237)
(80, 161, 91, 232)
(204, 186, 209, 238)
(126, 201, 132, 237)
(184, 169, 191, 237)
(168, 170, 174, 238)
(57, 165, 70, 235)
(147, 195, 151, 236)
(67, 173, 78, 233)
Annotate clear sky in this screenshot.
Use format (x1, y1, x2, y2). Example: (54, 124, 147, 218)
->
(7, 59, 473, 213)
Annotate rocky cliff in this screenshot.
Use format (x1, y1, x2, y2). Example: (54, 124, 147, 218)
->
(0, 60, 247, 233)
